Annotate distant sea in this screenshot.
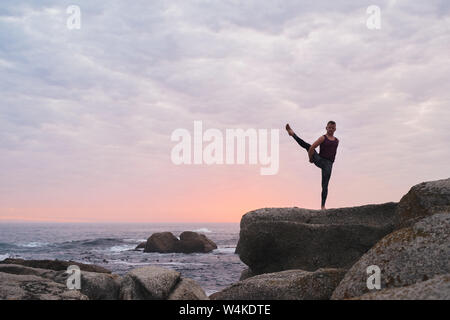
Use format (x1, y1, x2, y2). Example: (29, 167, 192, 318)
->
(0, 222, 246, 296)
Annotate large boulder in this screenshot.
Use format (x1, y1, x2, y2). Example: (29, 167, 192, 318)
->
(395, 178, 450, 228)
(0, 258, 111, 274)
(351, 274, 450, 300)
(119, 266, 208, 300)
(0, 272, 88, 300)
(235, 202, 397, 275)
(119, 266, 181, 300)
(177, 231, 217, 253)
(331, 212, 450, 300)
(210, 268, 347, 300)
(76, 271, 121, 300)
(143, 231, 217, 253)
(144, 232, 179, 253)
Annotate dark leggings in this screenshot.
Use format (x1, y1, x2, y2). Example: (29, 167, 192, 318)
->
(292, 134, 333, 207)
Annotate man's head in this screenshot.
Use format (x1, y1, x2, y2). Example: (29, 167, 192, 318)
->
(326, 121, 336, 135)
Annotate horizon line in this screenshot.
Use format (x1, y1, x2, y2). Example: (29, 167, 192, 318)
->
(0, 219, 240, 224)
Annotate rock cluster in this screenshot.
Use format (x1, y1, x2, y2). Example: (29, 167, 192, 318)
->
(212, 177, 450, 300)
(140, 231, 217, 254)
(0, 261, 207, 300)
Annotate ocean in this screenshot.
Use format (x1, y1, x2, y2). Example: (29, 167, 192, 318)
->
(0, 222, 246, 296)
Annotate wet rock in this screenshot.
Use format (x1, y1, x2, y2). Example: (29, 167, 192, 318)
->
(177, 231, 217, 253)
(135, 242, 147, 250)
(143, 231, 217, 253)
(0, 258, 111, 274)
(144, 232, 179, 253)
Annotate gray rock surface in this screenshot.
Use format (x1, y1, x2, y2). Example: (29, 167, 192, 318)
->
(351, 274, 450, 300)
(119, 266, 181, 300)
(0, 263, 120, 300)
(236, 202, 397, 275)
(396, 178, 450, 228)
(331, 212, 450, 300)
(0, 272, 88, 300)
(210, 268, 347, 300)
(77, 271, 121, 300)
(168, 278, 209, 300)
(0, 262, 208, 300)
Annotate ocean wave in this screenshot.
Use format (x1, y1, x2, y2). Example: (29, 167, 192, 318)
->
(0, 253, 10, 261)
(81, 238, 121, 246)
(0, 242, 18, 250)
(57, 238, 124, 248)
(109, 245, 136, 253)
(109, 261, 154, 266)
(193, 228, 212, 233)
(155, 262, 206, 266)
(18, 241, 49, 248)
(214, 246, 237, 254)
(122, 238, 147, 243)
(109, 260, 206, 267)
(205, 290, 218, 297)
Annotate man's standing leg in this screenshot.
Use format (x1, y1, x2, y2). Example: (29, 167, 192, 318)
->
(321, 161, 333, 209)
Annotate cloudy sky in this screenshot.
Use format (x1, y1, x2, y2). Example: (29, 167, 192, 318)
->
(1, 0, 449, 222)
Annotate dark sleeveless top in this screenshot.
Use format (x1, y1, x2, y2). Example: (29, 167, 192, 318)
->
(319, 135, 339, 162)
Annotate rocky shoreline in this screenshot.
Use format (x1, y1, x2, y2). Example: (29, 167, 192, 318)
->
(0, 177, 448, 300)
(211, 177, 449, 300)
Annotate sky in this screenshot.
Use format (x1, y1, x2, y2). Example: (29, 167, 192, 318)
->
(1, 0, 449, 223)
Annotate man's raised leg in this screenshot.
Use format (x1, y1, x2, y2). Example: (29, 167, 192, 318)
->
(293, 133, 312, 151)
(286, 124, 312, 151)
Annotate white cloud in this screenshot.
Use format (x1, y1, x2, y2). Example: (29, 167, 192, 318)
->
(1, 0, 449, 211)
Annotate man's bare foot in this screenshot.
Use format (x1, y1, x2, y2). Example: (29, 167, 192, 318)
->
(286, 123, 294, 136)
(321, 205, 326, 210)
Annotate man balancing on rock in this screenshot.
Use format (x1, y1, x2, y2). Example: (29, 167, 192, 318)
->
(286, 121, 339, 210)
